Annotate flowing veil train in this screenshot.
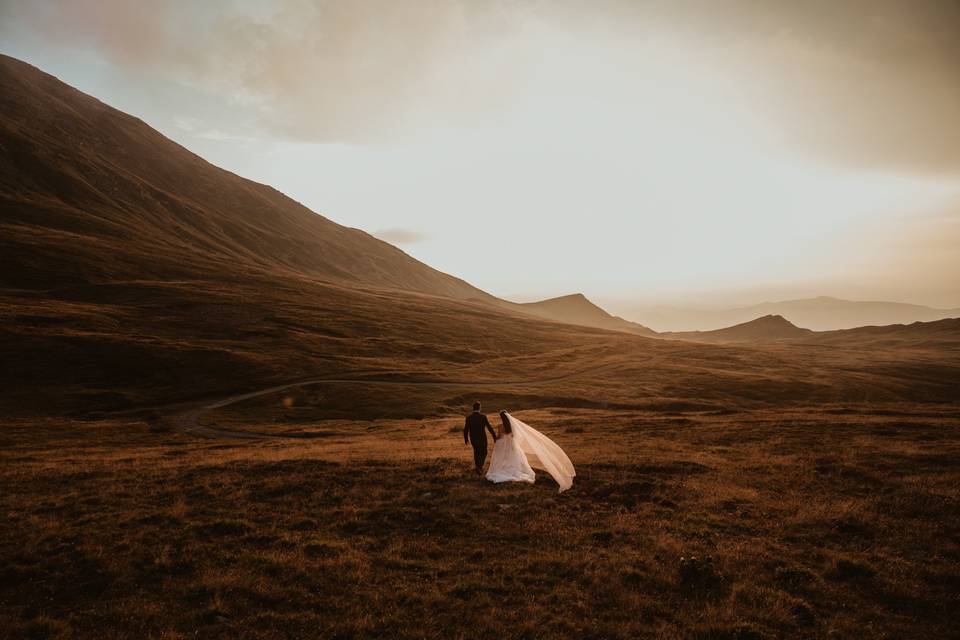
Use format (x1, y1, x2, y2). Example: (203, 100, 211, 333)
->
(505, 412, 576, 493)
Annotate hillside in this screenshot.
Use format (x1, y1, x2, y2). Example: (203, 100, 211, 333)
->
(661, 314, 812, 343)
(517, 293, 655, 336)
(0, 54, 499, 302)
(0, 53, 673, 347)
(0, 54, 686, 416)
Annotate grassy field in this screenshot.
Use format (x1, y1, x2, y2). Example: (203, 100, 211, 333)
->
(3, 277, 958, 639)
(2, 398, 958, 639)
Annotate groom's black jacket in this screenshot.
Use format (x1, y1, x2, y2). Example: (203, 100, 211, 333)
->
(464, 411, 496, 446)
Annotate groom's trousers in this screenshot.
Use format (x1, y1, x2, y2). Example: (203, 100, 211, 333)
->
(472, 439, 488, 470)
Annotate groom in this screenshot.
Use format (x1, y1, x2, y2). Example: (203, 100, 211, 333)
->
(464, 401, 497, 476)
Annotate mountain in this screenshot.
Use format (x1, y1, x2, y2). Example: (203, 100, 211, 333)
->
(624, 296, 960, 332)
(0, 54, 500, 302)
(1, 54, 666, 345)
(517, 294, 656, 336)
(0, 54, 664, 413)
(660, 315, 812, 343)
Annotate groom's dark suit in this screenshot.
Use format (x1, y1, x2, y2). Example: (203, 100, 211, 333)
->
(464, 410, 497, 473)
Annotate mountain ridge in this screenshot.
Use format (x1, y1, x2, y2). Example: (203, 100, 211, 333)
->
(0, 54, 503, 303)
(0, 54, 662, 339)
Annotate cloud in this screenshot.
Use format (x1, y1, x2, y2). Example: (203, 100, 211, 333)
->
(1, 0, 529, 142)
(3, 0, 960, 172)
(373, 228, 427, 245)
(597, 0, 960, 174)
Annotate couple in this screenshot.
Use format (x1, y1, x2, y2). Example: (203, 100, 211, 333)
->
(463, 401, 576, 493)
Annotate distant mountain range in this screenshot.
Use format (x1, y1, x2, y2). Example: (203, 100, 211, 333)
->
(623, 296, 960, 332)
(659, 313, 960, 347)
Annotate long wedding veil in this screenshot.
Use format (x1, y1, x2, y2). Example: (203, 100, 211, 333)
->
(505, 412, 576, 493)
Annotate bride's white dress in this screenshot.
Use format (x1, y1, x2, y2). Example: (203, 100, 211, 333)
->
(486, 412, 576, 493)
(486, 431, 536, 485)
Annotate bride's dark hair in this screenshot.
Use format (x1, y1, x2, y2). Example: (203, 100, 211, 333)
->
(499, 410, 511, 434)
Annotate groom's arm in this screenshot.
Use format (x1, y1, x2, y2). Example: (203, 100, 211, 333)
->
(463, 417, 470, 445)
(484, 416, 497, 441)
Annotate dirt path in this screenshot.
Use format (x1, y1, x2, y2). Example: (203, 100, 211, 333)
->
(170, 358, 649, 440)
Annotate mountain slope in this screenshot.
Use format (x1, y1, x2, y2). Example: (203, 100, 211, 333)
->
(0, 54, 499, 302)
(661, 315, 812, 343)
(0, 54, 682, 415)
(0, 54, 665, 341)
(517, 294, 656, 336)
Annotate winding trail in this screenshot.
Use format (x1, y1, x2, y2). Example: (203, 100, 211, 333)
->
(170, 357, 652, 440)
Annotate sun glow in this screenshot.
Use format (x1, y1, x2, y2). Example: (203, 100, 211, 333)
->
(6, 1, 958, 305)
(253, 31, 959, 300)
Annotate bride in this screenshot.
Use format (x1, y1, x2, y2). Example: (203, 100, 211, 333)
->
(486, 411, 576, 493)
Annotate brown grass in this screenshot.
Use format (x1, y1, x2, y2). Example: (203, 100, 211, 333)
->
(2, 403, 958, 639)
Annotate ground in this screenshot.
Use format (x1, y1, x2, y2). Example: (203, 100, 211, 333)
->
(2, 400, 958, 639)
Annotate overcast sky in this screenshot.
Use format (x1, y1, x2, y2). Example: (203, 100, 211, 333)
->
(3, 0, 959, 309)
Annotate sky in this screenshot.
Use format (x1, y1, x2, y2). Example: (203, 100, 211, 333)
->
(2, 0, 959, 311)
